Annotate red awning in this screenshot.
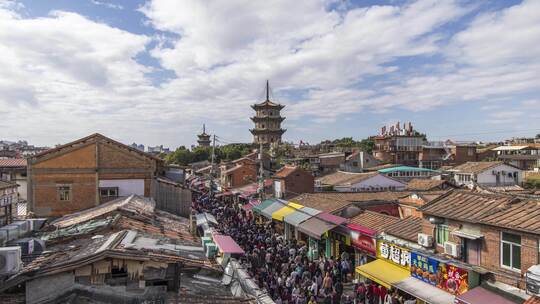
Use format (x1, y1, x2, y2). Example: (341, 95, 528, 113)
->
(455, 287, 516, 304)
(213, 234, 245, 254)
(348, 223, 377, 236)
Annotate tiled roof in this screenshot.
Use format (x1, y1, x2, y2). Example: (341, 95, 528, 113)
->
(451, 161, 504, 174)
(274, 166, 298, 178)
(421, 190, 519, 224)
(480, 200, 540, 234)
(290, 192, 409, 213)
(384, 216, 425, 242)
(0, 158, 27, 167)
(524, 296, 540, 304)
(317, 171, 379, 186)
(349, 210, 401, 233)
(406, 178, 446, 191)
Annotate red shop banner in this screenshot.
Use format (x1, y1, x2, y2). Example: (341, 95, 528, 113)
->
(350, 229, 376, 255)
(437, 263, 469, 295)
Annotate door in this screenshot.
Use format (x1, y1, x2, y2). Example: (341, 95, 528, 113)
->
(465, 239, 480, 265)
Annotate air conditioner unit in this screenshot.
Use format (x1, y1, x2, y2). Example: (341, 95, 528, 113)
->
(526, 265, 540, 296)
(12, 221, 30, 236)
(0, 225, 19, 241)
(8, 238, 35, 255)
(418, 233, 433, 247)
(444, 241, 460, 257)
(26, 218, 47, 231)
(0, 230, 7, 247)
(0, 246, 22, 275)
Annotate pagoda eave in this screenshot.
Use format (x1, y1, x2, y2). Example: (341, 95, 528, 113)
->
(249, 129, 286, 135)
(250, 116, 286, 123)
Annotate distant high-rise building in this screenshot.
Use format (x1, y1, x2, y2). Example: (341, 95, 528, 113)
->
(250, 81, 286, 145)
(197, 124, 211, 147)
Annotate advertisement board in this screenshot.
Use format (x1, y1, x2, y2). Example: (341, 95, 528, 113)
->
(410, 251, 469, 295)
(410, 252, 439, 286)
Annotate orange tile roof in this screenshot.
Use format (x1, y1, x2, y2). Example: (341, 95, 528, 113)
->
(274, 166, 298, 178)
(0, 158, 27, 167)
(406, 178, 446, 191)
(349, 210, 401, 233)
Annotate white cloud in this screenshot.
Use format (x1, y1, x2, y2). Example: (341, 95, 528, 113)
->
(1, 0, 539, 147)
(91, 0, 123, 10)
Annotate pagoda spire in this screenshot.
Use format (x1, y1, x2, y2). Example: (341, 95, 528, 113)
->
(266, 80, 269, 101)
(203, 124, 206, 134)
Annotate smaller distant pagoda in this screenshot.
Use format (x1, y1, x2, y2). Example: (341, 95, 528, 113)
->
(250, 81, 286, 145)
(197, 124, 211, 147)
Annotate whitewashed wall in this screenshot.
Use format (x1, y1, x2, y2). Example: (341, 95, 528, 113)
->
(99, 179, 144, 196)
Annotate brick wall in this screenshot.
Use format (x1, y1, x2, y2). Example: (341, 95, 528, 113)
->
(29, 136, 158, 217)
(282, 169, 314, 198)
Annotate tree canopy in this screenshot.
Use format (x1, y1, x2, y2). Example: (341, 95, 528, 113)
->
(320, 137, 375, 153)
(165, 143, 255, 165)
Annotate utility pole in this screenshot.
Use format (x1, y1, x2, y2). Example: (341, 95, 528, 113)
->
(258, 142, 265, 200)
(210, 134, 216, 195)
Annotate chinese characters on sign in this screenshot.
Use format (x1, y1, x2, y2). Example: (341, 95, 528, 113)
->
(377, 240, 410, 269)
(411, 252, 439, 286)
(410, 251, 470, 295)
(439, 264, 469, 295)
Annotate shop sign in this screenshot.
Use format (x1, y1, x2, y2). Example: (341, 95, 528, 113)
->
(377, 240, 410, 269)
(410, 252, 469, 295)
(350, 230, 376, 255)
(410, 252, 439, 286)
(438, 264, 469, 295)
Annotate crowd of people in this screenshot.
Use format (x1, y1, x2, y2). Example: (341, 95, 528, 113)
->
(193, 191, 416, 304)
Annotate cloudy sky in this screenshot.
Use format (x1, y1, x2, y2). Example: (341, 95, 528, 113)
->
(1, 0, 539, 148)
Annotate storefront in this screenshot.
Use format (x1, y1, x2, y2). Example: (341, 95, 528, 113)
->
(271, 201, 303, 236)
(356, 240, 411, 287)
(393, 251, 480, 304)
(348, 223, 377, 267)
(297, 213, 345, 260)
(283, 206, 320, 240)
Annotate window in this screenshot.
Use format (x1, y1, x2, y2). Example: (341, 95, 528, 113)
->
(436, 224, 449, 245)
(501, 232, 521, 271)
(57, 185, 71, 201)
(100, 187, 118, 198)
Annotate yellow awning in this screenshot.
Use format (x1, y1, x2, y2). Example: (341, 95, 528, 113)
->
(272, 202, 303, 221)
(356, 259, 410, 289)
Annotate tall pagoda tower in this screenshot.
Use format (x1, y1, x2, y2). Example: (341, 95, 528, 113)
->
(197, 124, 211, 147)
(250, 81, 286, 145)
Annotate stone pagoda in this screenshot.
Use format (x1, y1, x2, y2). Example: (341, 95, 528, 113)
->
(250, 81, 286, 145)
(197, 124, 211, 147)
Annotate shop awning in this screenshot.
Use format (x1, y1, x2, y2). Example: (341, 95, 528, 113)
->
(454, 287, 516, 304)
(452, 229, 483, 240)
(393, 277, 455, 304)
(213, 234, 245, 254)
(297, 216, 338, 240)
(260, 200, 288, 219)
(316, 212, 347, 226)
(271, 202, 304, 221)
(284, 207, 321, 227)
(355, 259, 409, 289)
(252, 199, 277, 214)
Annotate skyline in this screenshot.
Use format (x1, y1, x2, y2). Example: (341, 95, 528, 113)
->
(1, 0, 539, 147)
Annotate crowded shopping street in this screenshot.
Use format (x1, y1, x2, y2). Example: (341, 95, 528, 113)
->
(193, 190, 417, 304)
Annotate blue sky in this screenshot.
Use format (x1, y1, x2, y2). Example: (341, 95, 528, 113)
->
(0, 0, 539, 148)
